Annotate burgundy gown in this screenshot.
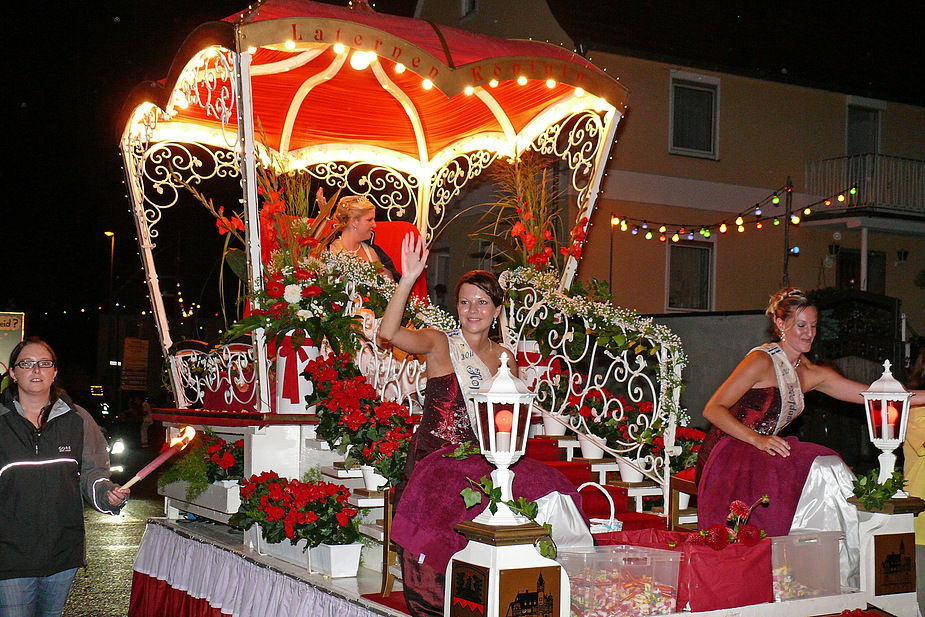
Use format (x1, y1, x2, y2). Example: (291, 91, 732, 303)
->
(696, 386, 843, 537)
(391, 373, 582, 617)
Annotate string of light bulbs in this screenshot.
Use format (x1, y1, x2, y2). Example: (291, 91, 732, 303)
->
(609, 184, 858, 243)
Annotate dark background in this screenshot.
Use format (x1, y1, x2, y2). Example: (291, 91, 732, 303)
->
(4, 0, 922, 379)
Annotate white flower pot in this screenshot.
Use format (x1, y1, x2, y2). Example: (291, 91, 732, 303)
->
(255, 534, 362, 577)
(676, 491, 691, 510)
(541, 411, 567, 436)
(256, 534, 311, 569)
(617, 457, 645, 483)
(275, 337, 320, 414)
(158, 480, 241, 514)
(360, 465, 388, 492)
(576, 433, 606, 459)
(309, 542, 363, 578)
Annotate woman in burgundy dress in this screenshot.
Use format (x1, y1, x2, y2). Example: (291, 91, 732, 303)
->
(379, 234, 582, 617)
(697, 287, 925, 589)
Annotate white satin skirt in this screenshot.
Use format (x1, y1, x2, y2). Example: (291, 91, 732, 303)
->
(789, 454, 860, 590)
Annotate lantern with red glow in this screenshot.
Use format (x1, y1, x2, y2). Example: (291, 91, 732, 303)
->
(862, 360, 913, 487)
(470, 352, 536, 525)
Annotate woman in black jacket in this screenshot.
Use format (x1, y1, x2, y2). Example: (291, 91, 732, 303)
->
(0, 337, 129, 617)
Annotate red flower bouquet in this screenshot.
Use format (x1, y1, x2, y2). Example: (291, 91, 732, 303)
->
(230, 471, 361, 547)
(204, 434, 245, 483)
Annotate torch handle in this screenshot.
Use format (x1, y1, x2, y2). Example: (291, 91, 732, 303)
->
(120, 474, 143, 491)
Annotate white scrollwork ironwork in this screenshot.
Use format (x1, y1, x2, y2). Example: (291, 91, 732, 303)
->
(171, 343, 257, 410)
(299, 162, 419, 224)
(499, 268, 687, 491)
(174, 48, 239, 148)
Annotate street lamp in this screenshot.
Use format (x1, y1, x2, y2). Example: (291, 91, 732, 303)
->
(104, 231, 114, 313)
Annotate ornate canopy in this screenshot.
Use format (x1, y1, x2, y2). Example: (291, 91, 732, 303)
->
(119, 0, 628, 402)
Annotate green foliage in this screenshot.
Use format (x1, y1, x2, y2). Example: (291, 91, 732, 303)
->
(443, 441, 480, 460)
(853, 469, 906, 511)
(157, 429, 245, 501)
(460, 476, 555, 558)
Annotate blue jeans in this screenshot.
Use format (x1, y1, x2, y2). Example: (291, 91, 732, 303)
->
(0, 568, 78, 617)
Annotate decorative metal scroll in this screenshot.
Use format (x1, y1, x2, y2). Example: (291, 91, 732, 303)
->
(299, 161, 419, 223)
(425, 150, 501, 243)
(532, 109, 607, 207)
(132, 141, 240, 238)
(170, 343, 258, 410)
(500, 269, 686, 491)
(175, 48, 239, 148)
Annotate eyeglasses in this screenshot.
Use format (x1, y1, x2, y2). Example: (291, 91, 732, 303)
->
(14, 360, 56, 370)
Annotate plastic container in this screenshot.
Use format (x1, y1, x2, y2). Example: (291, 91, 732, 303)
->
(771, 531, 842, 600)
(557, 544, 680, 616)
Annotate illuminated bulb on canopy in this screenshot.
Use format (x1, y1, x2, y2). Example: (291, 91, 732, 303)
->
(350, 50, 373, 70)
(422, 79, 434, 90)
(285, 40, 296, 50)
(247, 46, 257, 54)
(333, 43, 346, 54)
(464, 86, 474, 95)
(575, 88, 585, 97)
(546, 79, 556, 88)
(394, 63, 406, 73)
(517, 76, 527, 85)
(489, 79, 499, 87)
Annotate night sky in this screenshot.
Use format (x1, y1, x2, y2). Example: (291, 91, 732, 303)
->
(4, 0, 921, 374)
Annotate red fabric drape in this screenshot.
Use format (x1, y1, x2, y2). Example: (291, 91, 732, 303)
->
(129, 571, 228, 617)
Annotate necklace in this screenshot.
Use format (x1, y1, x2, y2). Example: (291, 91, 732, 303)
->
(794, 355, 802, 369)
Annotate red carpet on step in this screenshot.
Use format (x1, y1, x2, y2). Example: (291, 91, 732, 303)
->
(361, 591, 410, 615)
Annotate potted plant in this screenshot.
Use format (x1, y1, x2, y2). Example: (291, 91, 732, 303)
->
(304, 352, 414, 490)
(157, 430, 245, 515)
(229, 471, 363, 576)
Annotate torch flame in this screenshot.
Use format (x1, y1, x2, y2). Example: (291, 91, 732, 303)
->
(169, 426, 197, 449)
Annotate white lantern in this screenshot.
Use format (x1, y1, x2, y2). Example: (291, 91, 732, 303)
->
(861, 360, 913, 488)
(469, 352, 536, 525)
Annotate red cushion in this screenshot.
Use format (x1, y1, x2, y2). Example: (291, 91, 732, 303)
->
(578, 484, 629, 517)
(613, 511, 667, 531)
(675, 466, 696, 482)
(373, 221, 427, 298)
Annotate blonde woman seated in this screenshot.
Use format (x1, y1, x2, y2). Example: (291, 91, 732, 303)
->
(328, 194, 397, 280)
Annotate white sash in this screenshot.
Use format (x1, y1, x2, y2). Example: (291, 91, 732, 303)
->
(753, 342, 804, 433)
(446, 329, 493, 427)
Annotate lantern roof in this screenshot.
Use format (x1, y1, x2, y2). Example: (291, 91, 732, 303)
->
(864, 360, 912, 396)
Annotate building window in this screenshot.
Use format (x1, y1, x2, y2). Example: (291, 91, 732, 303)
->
(669, 70, 720, 160)
(461, 0, 477, 18)
(836, 249, 886, 295)
(667, 240, 714, 311)
(846, 97, 883, 156)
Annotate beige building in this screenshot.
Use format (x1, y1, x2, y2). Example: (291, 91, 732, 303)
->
(415, 0, 925, 343)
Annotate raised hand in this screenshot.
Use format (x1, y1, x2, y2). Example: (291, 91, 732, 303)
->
(400, 232, 429, 284)
(315, 187, 327, 209)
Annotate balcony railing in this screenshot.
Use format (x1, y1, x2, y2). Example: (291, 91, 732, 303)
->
(805, 154, 925, 217)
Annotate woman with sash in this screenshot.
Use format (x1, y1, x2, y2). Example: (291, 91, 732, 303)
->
(697, 287, 925, 590)
(380, 234, 583, 617)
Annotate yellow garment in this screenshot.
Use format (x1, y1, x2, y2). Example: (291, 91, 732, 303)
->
(903, 404, 925, 545)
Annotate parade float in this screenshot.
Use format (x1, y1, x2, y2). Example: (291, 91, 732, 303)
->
(119, 1, 919, 616)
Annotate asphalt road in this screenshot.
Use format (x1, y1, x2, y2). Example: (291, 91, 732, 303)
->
(64, 448, 164, 617)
